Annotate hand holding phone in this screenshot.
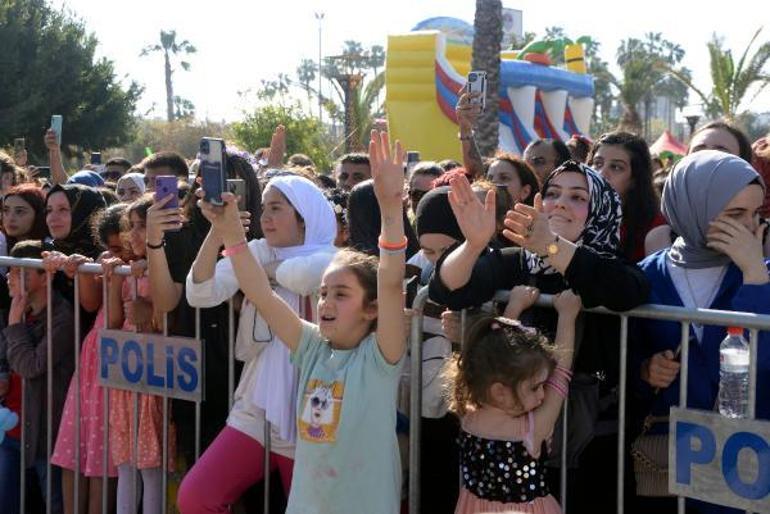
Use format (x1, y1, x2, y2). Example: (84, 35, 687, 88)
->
(199, 137, 226, 206)
(466, 71, 487, 111)
(50, 115, 63, 146)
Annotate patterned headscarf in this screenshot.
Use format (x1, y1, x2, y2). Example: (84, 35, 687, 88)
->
(525, 161, 623, 275)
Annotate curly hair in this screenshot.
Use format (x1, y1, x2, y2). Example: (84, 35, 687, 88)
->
(443, 315, 556, 416)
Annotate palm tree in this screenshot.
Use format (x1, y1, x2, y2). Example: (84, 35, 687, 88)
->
(141, 30, 196, 122)
(605, 33, 685, 134)
(297, 59, 318, 114)
(668, 28, 770, 121)
(471, 0, 503, 156)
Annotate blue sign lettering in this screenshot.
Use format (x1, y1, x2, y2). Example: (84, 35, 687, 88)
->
(100, 337, 118, 379)
(722, 432, 770, 500)
(670, 407, 770, 512)
(177, 347, 198, 392)
(676, 421, 716, 485)
(98, 330, 202, 402)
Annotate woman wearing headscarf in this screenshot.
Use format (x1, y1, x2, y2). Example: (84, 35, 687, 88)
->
(408, 186, 467, 513)
(43, 183, 107, 315)
(429, 161, 650, 513)
(347, 179, 420, 258)
(631, 150, 769, 514)
(177, 175, 337, 512)
(115, 173, 146, 203)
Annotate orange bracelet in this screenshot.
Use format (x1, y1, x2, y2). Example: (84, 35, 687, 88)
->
(378, 235, 408, 251)
(221, 240, 248, 257)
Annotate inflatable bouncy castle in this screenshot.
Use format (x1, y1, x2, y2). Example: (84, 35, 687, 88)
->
(386, 17, 595, 161)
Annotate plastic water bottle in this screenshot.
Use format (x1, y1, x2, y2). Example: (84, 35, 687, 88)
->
(718, 327, 749, 419)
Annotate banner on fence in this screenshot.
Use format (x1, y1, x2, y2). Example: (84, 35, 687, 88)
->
(98, 329, 203, 402)
(669, 407, 770, 511)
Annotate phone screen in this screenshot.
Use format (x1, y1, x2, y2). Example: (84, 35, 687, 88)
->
(50, 115, 63, 145)
(154, 176, 179, 210)
(200, 138, 225, 205)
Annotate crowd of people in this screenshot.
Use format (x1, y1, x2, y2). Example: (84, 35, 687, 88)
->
(0, 90, 768, 514)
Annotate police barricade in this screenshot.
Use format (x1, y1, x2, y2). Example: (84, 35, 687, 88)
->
(407, 286, 770, 514)
(2, 254, 768, 514)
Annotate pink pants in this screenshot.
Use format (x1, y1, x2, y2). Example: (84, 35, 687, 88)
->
(177, 426, 294, 513)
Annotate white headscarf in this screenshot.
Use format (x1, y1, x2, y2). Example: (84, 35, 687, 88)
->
(250, 174, 336, 444)
(116, 173, 146, 194)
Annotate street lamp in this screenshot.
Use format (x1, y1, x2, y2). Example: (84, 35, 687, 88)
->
(314, 12, 325, 124)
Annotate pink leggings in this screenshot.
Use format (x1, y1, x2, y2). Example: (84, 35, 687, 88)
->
(177, 426, 294, 513)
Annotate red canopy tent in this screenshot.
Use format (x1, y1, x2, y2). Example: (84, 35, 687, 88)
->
(650, 130, 688, 156)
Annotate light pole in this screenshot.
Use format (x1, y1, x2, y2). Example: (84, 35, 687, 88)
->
(315, 12, 325, 124)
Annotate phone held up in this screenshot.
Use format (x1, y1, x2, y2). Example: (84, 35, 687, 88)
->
(50, 115, 63, 146)
(155, 176, 180, 232)
(466, 71, 487, 111)
(199, 137, 226, 206)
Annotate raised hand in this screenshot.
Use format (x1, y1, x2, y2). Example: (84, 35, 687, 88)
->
(197, 190, 243, 244)
(447, 174, 496, 250)
(456, 86, 482, 132)
(267, 125, 286, 169)
(44, 129, 60, 152)
(502, 193, 556, 254)
(147, 194, 183, 244)
(707, 216, 769, 285)
(369, 130, 405, 211)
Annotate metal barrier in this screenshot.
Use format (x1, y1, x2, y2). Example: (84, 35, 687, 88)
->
(407, 286, 769, 514)
(2, 254, 767, 514)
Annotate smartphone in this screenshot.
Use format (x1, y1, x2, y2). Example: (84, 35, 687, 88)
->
(35, 166, 51, 179)
(199, 137, 226, 205)
(50, 115, 63, 145)
(90, 152, 102, 165)
(406, 151, 420, 177)
(227, 179, 246, 211)
(155, 176, 179, 209)
(466, 71, 487, 110)
(14, 138, 25, 155)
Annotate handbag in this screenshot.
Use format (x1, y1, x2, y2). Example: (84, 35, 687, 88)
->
(630, 414, 672, 497)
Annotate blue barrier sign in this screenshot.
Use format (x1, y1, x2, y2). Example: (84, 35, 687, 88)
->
(669, 407, 770, 511)
(98, 329, 203, 402)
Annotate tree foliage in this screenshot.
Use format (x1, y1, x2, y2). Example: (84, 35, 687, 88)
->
(0, 0, 141, 160)
(231, 104, 334, 172)
(607, 33, 688, 134)
(669, 29, 770, 120)
(120, 119, 232, 164)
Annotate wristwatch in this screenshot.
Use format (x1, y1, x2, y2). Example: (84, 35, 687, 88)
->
(544, 235, 560, 257)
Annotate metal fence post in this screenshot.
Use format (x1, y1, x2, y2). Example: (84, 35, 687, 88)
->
(408, 286, 428, 514)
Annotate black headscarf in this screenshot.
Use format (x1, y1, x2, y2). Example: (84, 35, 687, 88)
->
(347, 179, 419, 258)
(46, 183, 106, 258)
(415, 186, 464, 241)
(525, 161, 623, 275)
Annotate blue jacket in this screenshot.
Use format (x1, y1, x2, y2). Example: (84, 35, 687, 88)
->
(633, 250, 770, 514)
